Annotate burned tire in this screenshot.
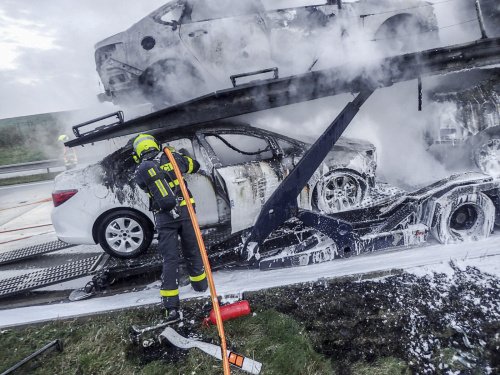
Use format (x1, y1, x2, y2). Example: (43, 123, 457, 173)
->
(97, 209, 153, 259)
(314, 171, 366, 213)
(431, 192, 495, 244)
(138, 59, 206, 108)
(374, 14, 433, 54)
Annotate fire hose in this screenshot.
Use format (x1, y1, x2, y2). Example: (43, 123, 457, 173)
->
(164, 147, 231, 375)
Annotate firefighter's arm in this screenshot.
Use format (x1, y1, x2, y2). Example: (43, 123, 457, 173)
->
(173, 152, 200, 174)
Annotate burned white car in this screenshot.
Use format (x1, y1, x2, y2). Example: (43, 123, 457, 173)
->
(95, 0, 437, 106)
(427, 68, 500, 177)
(51, 121, 376, 258)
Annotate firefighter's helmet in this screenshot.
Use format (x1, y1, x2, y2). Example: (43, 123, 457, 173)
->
(132, 133, 160, 163)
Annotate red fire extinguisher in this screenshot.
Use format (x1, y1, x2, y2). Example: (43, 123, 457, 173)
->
(203, 300, 251, 326)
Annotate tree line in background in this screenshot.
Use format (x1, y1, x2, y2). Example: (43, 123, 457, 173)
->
(0, 113, 67, 165)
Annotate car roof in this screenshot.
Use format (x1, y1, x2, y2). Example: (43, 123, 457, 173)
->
(148, 119, 302, 144)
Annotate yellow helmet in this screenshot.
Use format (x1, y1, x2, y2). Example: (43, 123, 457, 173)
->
(58, 134, 69, 142)
(132, 133, 160, 160)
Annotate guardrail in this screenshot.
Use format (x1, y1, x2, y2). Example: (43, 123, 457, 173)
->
(0, 159, 63, 174)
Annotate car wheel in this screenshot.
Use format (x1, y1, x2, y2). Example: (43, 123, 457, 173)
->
(474, 138, 500, 177)
(314, 171, 365, 213)
(138, 59, 206, 108)
(431, 192, 494, 244)
(97, 210, 153, 259)
(374, 14, 431, 53)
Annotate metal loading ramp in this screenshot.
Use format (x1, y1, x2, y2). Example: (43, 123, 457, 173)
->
(0, 241, 76, 266)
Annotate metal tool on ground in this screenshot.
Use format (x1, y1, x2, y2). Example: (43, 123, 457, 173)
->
(129, 319, 181, 345)
(160, 327, 262, 375)
(0, 339, 63, 375)
(164, 146, 231, 374)
(203, 300, 252, 326)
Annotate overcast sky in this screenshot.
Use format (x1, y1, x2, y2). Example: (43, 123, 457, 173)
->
(0, 0, 166, 119)
(0, 0, 480, 120)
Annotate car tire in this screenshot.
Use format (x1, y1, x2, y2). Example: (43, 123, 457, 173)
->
(138, 59, 206, 108)
(374, 14, 431, 53)
(97, 209, 153, 259)
(314, 171, 366, 213)
(430, 192, 495, 244)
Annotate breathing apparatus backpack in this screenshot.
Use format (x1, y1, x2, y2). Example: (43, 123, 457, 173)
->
(136, 159, 177, 212)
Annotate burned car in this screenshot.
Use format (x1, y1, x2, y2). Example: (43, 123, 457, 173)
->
(95, 0, 437, 106)
(51, 121, 376, 258)
(427, 68, 500, 177)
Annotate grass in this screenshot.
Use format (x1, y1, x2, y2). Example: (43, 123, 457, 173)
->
(0, 172, 59, 186)
(0, 146, 52, 166)
(0, 306, 334, 375)
(351, 357, 411, 374)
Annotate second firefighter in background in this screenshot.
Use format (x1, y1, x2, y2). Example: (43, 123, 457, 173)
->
(133, 133, 208, 323)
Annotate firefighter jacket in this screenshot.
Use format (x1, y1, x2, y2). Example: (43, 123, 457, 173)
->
(135, 149, 200, 216)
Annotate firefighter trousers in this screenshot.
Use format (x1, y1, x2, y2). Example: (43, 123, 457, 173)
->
(156, 210, 207, 309)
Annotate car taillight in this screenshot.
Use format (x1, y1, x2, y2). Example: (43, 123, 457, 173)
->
(52, 189, 78, 207)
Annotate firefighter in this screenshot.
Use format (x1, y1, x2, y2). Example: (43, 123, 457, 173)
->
(57, 134, 77, 169)
(132, 133, 208, 323)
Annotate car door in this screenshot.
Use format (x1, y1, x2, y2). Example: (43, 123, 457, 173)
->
(178, 0, 273, 83)
(200, 130, 283, 233)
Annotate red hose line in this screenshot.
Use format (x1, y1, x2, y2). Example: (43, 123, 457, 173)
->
(0, 223, 52, 234)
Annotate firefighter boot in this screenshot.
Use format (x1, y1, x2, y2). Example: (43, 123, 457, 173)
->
(165, 308, 182, 324)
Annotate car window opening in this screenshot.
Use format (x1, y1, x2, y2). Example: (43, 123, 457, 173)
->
(205, 133, 273, 165)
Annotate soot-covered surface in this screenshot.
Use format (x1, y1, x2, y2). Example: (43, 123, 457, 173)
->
(135, 264, 499, 374)
(254, 264, 500, 374)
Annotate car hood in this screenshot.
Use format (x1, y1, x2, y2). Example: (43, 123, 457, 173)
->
(95, 31, 125, 50)
(333, 137, 375, 153)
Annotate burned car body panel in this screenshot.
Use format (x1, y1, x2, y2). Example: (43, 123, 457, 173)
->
(427, 68, 500, 177)
(95, 0, 438, 105)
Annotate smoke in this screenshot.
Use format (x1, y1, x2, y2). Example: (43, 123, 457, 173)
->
(1, 0, 490, 186)
(236, 0, 485, 189)
(0, 0, 166, 119)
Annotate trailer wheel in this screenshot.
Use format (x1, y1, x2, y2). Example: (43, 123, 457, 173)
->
(431, 192, 495, 244)
(97, 209, 153, 259)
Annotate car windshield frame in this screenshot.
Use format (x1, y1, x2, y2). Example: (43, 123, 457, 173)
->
(200, 129, 277, 167)
(151, 0, 187, 26)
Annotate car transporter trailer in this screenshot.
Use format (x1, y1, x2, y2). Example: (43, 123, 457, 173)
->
(1, 36, 500, 300)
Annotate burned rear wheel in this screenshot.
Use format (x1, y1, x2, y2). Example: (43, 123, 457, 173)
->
(97, 209, 153, 259)
(431, 192, 494, 243)
(138, 59, 206, 109)
(314, 171, 365, 213)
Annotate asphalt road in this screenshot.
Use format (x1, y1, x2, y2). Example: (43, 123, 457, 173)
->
(0, 180, 54, 209)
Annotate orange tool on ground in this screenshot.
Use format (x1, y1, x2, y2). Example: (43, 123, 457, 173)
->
(164, 147, 231, 375)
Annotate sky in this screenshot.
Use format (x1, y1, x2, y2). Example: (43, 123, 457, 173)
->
(0, 0, 166, 119)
